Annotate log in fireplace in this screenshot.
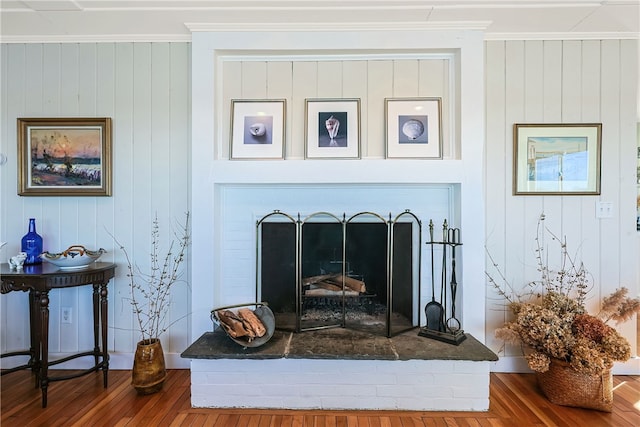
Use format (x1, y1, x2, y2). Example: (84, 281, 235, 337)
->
(257, 210, 422, 337)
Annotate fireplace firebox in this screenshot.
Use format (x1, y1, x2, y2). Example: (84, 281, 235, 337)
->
(256, 210, 422, 337)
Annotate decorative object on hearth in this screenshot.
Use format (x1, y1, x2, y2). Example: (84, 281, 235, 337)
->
(40, 245, 105, 269)
(111, 212, 190, 394)
(486, 213, 639, 411)
(419, 219, 466, 345)
(211, 302, 275, 348)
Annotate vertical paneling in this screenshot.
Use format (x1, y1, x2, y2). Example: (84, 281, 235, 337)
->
(0, 42, 191, 368)
(484, 41, 507, 354)
(1, 45, 30, 358)
(221, 61, 242, 159)
(317, 61, 342, 97)
(599, 40, 622, 307)
(502, 41, 526, 359)
(167, 43, 191, 353)
(618, 40, 639, 346)
(366, 61, 392, 158)
(485, 39, 639, 370)
(291, 61, 317, 158)
(112, 42, 135, 354)
(419, 59, 450, 157)
(343, 61, 368, 156)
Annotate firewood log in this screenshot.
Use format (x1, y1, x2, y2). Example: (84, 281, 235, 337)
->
(216, 309, 251, 339)
(238, 308, 267, 338)
(310, 281, 343, 292)
(302, 274, 337, 286)
(325, 275, 366, 293)
(304, 288, 359, 296)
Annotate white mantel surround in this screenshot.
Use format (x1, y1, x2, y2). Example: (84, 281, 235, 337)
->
(189, 25, 488, 410)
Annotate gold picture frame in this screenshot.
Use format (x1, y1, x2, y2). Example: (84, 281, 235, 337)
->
(18, 117, 112, 196)
(513, 123, 602, 195)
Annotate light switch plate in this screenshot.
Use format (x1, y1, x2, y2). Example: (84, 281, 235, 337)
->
(595, 201, 613, 218)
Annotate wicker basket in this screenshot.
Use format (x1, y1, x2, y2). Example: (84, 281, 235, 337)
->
(536, 358, 613, 412)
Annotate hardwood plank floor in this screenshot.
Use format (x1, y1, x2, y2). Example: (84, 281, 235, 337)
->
(1, 369, 638, 427)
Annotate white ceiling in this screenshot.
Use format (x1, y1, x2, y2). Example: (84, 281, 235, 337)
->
(0, 1, 638, 42)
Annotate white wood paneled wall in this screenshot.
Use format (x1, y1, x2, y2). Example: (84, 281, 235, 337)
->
(485, 39, 639, 372)
(1, 38, 637, 373)
(0, 43, 191, 369)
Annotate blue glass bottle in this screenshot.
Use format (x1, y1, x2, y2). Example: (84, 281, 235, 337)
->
(21, 218, 43, 265)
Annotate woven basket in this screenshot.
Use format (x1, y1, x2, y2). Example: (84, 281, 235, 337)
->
(536, 358, 613, 412)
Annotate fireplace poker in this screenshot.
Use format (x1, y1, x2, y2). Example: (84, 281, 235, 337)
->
(446, 228, 461, 332)
(441, 220, 448, 316)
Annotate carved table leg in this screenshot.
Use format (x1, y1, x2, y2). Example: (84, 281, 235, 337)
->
(30, 290, 41, 388)
(100, 282, 109, 387)
(92, 284, 100, 368)
(39, 290, 50, 408)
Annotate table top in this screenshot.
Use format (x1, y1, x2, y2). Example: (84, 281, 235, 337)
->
(1, 262, 116, 293)
(1, 262, 116, 277)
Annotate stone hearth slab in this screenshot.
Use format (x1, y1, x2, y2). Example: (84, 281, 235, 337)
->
(181, 327, 498, 362)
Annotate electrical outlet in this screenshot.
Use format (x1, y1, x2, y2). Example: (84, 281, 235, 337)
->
(61, 307, 72, 324)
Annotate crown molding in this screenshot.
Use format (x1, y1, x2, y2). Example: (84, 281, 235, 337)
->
(0, 34, 193, 43)
(0, 26, 637, 44)
(185, 21, 493, 33)
(484, 31, 640, 40)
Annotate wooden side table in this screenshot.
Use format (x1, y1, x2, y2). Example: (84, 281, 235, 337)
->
(0, 262, 116, 407)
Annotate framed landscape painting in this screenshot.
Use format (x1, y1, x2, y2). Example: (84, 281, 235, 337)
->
(18, 117, 112, 196)
(513, 123, 602, 195)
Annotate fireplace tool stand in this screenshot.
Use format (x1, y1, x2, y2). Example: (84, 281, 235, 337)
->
(419, 219, 466, 345)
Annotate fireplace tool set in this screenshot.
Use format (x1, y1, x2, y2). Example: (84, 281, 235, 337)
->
(419, 219, 466, 345)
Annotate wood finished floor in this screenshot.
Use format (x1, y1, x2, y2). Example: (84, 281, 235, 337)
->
(1, 369, 638, 427)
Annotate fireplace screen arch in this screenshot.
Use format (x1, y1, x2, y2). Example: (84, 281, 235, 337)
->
(256, 209, 422, 337)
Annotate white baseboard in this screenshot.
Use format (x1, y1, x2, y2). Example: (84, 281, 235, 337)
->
(0, 352, 191, 371)
(491, 355, 640, 375)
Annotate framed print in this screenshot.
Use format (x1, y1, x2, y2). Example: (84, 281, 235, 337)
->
(305, 99, 360, 159)
(18, 117, 112, 196)
(230, 99, 286, 160)
(513, 123, 602, 195)
(385, 97, 442, 159)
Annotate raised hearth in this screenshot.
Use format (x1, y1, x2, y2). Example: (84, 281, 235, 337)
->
(181, 327, 498, 411)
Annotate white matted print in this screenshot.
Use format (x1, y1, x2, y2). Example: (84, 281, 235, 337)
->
(305, 99, 360, 159)
(385, 98, 442, 159)
(230, 99, 286, 159)
(513, 123, 602, 195)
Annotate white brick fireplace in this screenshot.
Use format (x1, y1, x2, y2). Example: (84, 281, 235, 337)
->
(187, 25, 488, 410)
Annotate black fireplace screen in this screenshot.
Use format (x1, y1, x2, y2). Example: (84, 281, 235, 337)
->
(256, 210, 421, 337)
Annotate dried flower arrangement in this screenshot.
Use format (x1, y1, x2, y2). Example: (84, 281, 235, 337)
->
(112, 212, 190, 342)
(486, 213, 639, 376)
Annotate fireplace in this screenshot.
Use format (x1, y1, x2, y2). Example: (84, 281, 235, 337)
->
(187, 27, 488, 411)
(257, 210, 420, 337)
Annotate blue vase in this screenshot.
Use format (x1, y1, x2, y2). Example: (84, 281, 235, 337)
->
(21, 218, 43, 265)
